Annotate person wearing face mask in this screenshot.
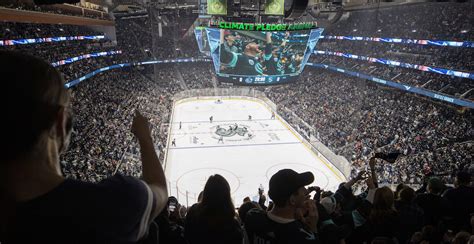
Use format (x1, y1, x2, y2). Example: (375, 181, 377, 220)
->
(0, 51, 168, 244)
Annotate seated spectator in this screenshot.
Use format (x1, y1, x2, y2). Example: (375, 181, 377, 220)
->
(0, 51, 168, 243)
(244, 169, 321, 243)
(442, 171, 474, 232)
(184, 174, 243, 244)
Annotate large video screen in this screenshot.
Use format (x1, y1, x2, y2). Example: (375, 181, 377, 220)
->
(195, 27, 323, 85)
(194, 27, 210, 55)
(219, 30, 309, 76)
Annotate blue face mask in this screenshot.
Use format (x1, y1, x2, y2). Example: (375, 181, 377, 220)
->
(352, 210, 366, 228)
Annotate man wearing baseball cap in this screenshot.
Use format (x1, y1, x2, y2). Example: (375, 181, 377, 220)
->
(244, 169, 321, 243)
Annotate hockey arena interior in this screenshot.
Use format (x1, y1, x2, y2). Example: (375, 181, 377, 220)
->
(0, 0, 473, 243)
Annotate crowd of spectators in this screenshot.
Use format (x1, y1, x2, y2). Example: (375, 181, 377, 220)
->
(5, 55, 472, 241)
(311, 2, 474, 98)
(2, 7, 471, 188)
(0, 22, 125, 81)
(325, 2, 473, 41)
(0, 1, 109, 20)
(115, 12, 198, 61)
(62, 68, 182, 182)
(115, 17, 153, 61)
(1, 22, 101, 40)
(63, 155, 474, 244)
(2, 4, 474, 242)
(310, 2, 474, 98)
(311, 54, 473, 98)
(262, 71, 473, 186)
(316, 40, 474, 72)
(177, 62, 215, 89)
(0, 20, 191, 182)
(0, 19, 211, 183)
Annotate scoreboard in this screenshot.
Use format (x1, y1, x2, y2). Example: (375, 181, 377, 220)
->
(195, 22, 323, 85)
(217, 73, 300, 85)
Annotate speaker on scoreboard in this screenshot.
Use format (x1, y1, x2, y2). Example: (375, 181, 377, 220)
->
(265, 0, 285, 15)
(284, 0, 309, 19)
(207, 0, 227, 15)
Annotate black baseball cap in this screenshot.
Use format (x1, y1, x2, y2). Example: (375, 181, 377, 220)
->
(268, 169, 314, 203)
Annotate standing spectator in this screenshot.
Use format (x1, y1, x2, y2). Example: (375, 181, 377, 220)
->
(155, 197, 187, 244)
(366, 186, 400, 242)
(443, 171, 474, 232)
(415, 177, 449, 226)
(0, 51, 168, 243)
(257, 184, 267, 210)
(244, 169, 321, 243)
(394, 186, 424, 244)
(184, 174, 243, 244)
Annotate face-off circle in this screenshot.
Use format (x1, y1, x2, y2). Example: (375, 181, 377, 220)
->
(210, 123, 255, 141)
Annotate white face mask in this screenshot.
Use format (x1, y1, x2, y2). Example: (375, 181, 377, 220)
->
(60, 130, 72, 154)
(59, 114, 73, 154)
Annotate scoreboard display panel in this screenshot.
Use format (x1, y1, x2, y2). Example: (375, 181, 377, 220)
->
(195, 22, 323, 85)
(219, 30, 308, 76)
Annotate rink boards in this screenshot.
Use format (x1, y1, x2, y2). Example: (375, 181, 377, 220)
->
(164, 97, 344, 206)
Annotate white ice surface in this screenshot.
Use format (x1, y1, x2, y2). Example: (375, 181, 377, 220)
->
(165, 97, 344, 206)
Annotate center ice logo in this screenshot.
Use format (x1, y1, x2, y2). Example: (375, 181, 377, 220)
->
(215, 125, 248, 137)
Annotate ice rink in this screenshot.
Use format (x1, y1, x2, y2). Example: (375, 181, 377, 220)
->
(164, 97, 345, 206)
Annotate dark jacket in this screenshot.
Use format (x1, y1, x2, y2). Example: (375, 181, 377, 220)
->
(244, 208, 321, 244)
(184, 204, 243, 244)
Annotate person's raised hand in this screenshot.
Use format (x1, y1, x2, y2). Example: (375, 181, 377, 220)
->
(301, 199, 319, 232)
(295, 208, 305, 222)
(366, 176, 376, 189)
(356, 170, 367, 181)
(305, 200, 318, 218)
(369, 157, 376, 169)
(307, 186, 321, 193)
(132, 110, 152, 141)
